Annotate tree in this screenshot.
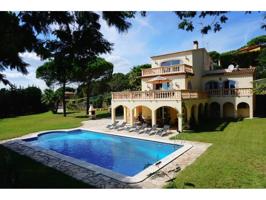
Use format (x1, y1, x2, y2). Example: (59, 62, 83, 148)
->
(41, 89, 60, 113)
(173, 12, 266, 34)
(247, 35, 266, 46)
(0, 11, 73, 86)
(127, 64, 151, 90)
(257, 48, 266, 79)
(36, 60, 72, 116)
(73, 57, 113, 115)
(0, 11, 136, 86)
(108, 73, 130, 92)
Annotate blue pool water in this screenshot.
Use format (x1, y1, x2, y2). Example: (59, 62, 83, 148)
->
(24, 129, 182, 176)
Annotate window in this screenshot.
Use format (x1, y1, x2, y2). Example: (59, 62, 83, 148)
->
(155, 82, 171, 90)
(205, 81, 219, 90)
(223, 80, 236, 89)
(161, 59, 182, 67)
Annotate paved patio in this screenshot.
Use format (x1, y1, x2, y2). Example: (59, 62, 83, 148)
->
(2, 117, 211, 188)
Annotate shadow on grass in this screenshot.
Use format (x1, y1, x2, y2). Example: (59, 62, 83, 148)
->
(185, 118, 243, 133)
(0, 145, 92, 188)
(74, 112, 110, 119)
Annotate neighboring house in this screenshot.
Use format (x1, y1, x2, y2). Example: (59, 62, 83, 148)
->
(111, 41, 255, 132)
(237, 43, 266, 53)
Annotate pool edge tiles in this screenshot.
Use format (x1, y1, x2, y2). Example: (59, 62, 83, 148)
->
(3, 128, 193, 184)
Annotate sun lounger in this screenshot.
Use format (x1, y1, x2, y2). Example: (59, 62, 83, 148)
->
(117, 122, 129, 131)
(136, 123, 147, 133)
(129, 123, 144, 132)
(124, 124, 137, 132)
(106, 121, 119, 129)
(156, 125, 170, 136)
(137, 123, 148, 134)
(144, 124, 158, 135)
(114, 122, 127, 130)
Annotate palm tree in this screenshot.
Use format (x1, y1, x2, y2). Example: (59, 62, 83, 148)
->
(41, 89, 60, 113)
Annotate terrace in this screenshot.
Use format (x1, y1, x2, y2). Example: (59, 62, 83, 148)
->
(141, 64, 194, 77)
(112, 90, 208, 101)
(206, 88, 253, 97)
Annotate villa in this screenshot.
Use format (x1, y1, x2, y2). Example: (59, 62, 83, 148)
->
(111, 41, 255, 132)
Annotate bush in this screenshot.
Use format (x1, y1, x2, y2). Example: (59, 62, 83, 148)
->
(0, 86, 47, 118)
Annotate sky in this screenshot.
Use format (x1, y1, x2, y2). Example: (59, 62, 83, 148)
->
(1, 11, 266, 90)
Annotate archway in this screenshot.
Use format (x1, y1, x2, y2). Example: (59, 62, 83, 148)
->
(210, 102, 220, 119)
(223, 102, 235, 118)
(155, 106, 178, 128)
(204, 103, 209, 119)
(237, 102, 250, 118)
(198, 103, 204, 121)
(133, 105, 152, 125)
(114, 105, 130, 123)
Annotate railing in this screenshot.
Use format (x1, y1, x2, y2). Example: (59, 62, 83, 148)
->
(141, 64, 193, 76)
(207, 88, 253, 97)
(112, 90, 208, 100)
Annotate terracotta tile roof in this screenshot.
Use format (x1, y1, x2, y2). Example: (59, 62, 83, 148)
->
(202, 67, 256, 77)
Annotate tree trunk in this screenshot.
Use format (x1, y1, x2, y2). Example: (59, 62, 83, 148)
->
(86, 82, 90, 115)
(63, 81, 66, 117)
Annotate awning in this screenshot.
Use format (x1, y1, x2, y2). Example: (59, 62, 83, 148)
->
(147, 76, 170, 84)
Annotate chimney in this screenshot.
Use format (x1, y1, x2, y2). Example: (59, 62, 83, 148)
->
(193, 41, 199, 49)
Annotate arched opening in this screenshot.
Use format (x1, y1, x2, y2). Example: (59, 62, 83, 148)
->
(114, 105, 130, 122)
(210, 102, 220, 119)
(237, 102, 250, 118)
(198, 103, 204, 121)
(189, 105, 197, 129)
(223, 102, 235, 118)
(204, 103, 209, 119)
(133, 105, 152, 125)
(155, 106, 178, 128)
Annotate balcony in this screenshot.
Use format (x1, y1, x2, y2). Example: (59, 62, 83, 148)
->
(112, 90, 208, 101)
(141, 64, 193, 77)
(207, 88, 253, 97)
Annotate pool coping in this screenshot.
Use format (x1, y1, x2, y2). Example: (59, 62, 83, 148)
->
(2, 127, 192, 184)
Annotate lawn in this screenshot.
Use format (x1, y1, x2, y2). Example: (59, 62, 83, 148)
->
(167, 118, 266, 188)
(0, 110, 109, 188)
(0, 110, 109, 141)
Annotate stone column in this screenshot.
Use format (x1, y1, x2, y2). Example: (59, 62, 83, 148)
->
(186, 105, 191, 129)
(129, 109, 134, 126)
(151, 109, 157, 126)
(234, 104, 238, 118)
(123, 106, 127, 122)
(111, 107, 116, 123)
(249, 103, 253, 118)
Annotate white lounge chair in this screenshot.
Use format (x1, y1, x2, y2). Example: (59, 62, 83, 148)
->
(156, 125, 170, 136)
(106, 121, 119, 129)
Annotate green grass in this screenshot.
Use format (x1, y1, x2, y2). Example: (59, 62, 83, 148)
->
(167, 118, 266, 188)
(0, 110, 110, 141)
(0, 145, 91, 188)
(0, 110, 109, 188)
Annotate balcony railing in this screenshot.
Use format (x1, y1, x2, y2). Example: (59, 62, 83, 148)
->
(207, 88, 253, 97)
(141, 64, 193, 77)
(112, 90, 208, 101)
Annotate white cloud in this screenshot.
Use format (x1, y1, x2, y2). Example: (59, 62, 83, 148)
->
(19, 52, 41, 61)
(100, 14, 154, 74)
